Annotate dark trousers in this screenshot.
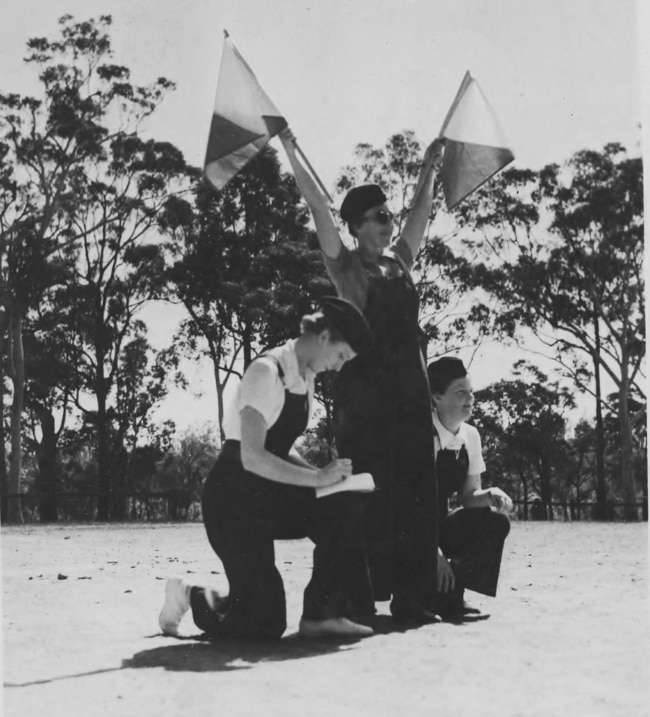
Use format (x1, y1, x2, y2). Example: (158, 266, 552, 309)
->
(335, 373, 438, 605)
(342, 416, 437, 607)
(440, 507, 510, 598)
(193, 448, 373, 640)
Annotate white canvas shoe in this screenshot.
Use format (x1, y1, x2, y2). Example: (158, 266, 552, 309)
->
(299, 617, 374, 638)
(158, 578, 192, 635)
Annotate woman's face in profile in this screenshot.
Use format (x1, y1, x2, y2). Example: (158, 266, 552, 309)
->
(435, 376, 475, 423)
(311, 333, 356, 375)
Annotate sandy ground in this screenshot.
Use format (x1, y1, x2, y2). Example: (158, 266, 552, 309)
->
(2, 521, 648, 717)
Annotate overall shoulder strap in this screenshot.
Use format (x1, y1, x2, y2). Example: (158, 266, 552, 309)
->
(390, 249, 416, 288)
(256, 353, 285, 381)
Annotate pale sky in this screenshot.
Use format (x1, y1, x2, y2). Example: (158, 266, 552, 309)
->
(2, 0, 643, 181)
(1, 0, 645, 430)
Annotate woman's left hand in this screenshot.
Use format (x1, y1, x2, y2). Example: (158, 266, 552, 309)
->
(437, 550, 455, 593)
(279, 126, 297, 149)
(423, 138, 444, 171)
(317, 458, 353, 487)
(488, 488, 513, 513)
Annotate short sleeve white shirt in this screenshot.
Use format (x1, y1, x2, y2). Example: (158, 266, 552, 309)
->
(432, 410, 486, 476)
(222, 339, 315, 441)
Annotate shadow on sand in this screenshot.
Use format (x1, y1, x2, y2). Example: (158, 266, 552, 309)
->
(124, 610, 472, 674)
(4, 630, 372, 687)
(5, 613, 490, 687)
(123, 631, 366, 673)
(128, 607, 494, 672)
(125, 610, 491, 673)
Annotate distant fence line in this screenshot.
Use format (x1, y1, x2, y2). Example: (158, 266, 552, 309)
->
(513, 500, 647, 522)
(2, 492, 648, 524)
(3, 492, 202, 523)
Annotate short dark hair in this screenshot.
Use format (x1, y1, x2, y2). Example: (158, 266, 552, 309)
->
(340, 185, 387, 237)
(301, 296, 373, 354)
(427, 357, 467, 394)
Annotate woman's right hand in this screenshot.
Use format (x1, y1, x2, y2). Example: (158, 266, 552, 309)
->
(437, 550, 455, 593)
(316, 458, 353, 487)
(423, 138, 444, 171)
(278, 127, 297, 151)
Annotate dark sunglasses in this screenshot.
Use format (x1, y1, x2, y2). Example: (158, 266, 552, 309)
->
(364, 209, 394, 226)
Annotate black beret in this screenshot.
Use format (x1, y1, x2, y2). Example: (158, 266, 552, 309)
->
(339, 184, 387, 224)
(427, 357, 467, 393)
(320, 295, 373, 355)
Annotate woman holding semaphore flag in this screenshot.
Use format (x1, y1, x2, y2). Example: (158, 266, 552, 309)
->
(281, 129, 444, 624)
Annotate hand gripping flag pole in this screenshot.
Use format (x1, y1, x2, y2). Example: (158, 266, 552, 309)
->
(438, 71, 514, 210)
(204, 31, 332, 204)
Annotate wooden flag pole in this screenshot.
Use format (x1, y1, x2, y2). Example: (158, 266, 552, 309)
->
(293, 141, 334, 205)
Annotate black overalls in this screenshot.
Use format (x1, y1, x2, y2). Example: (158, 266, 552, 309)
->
(333, 258, 438, 610)
(436, 443, 510, 607)
(192, 357, 372, 639)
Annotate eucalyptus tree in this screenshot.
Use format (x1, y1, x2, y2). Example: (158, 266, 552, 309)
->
(1, 15, 190, 520)
(154, 427, 218, 520)
(161, 147, 330, 441)
(22, 295, 85, 521)
(473, 362, 575, 520)
(458, 144, 644, 519)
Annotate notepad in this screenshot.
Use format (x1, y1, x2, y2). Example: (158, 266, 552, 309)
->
(315, 472, 375, 499)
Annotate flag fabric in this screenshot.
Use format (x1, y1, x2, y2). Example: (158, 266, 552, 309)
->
(439, 72, 514, 210)
(204, 33, 287, 190)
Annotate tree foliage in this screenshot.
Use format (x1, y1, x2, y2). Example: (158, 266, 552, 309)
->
(2, 19, 644, 525)
(1, 15, 190, 520)
(161, 147, 331, 440)
(458, 143, 645, 518)
(473, 361, 575, 519)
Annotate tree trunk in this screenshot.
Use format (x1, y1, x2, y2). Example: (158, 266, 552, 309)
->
(110, 445, 128, 521)
(7, 311, 25, 524)
(0, 396, 8, 523)
(212, 361, 226, 445)
(96, 360, 111, 520)
(540, 454, 553, 520)
(242, 325, 253, 370)
(34, 405, 59, 522)
(574, 476, 582, 521)
(618, 368, 638, 521)
(94, 301, 112, 521)
(520, 469, 529, 521)
(0, 308, 8, 522)
(592, 332, 608, 519)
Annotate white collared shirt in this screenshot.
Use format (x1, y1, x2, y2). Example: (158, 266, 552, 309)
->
(432, 410, 486, 476)
(222, 339, 315, 440)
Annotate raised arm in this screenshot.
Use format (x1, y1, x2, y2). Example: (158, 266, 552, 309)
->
(399, 138, 444, 263)
(279, 128, 344, 260)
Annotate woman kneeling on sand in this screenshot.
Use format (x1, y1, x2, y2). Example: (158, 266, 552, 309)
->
(158, 297, 375, 640)
(428, 357, 512, 621)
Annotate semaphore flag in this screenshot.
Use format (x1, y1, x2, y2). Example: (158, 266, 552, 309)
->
(204, 32, 287, 190)
(439, 72, 514, 210)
